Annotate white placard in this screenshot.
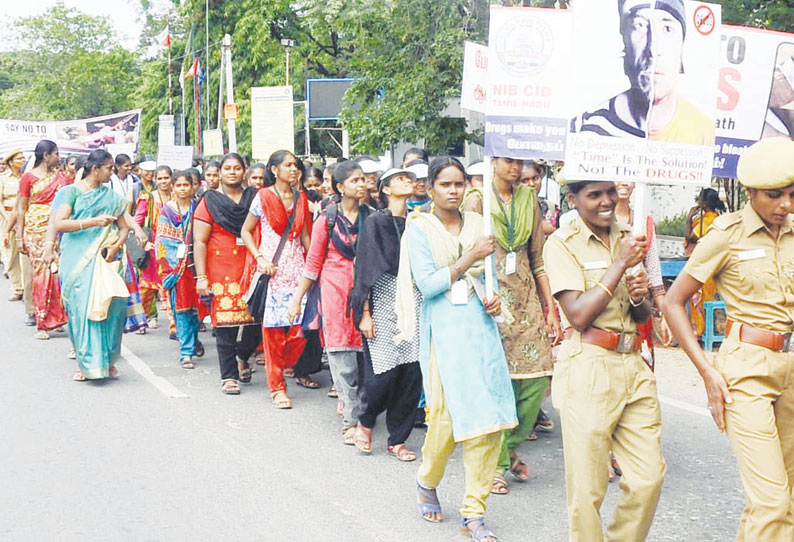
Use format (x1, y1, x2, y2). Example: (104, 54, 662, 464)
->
(461, 41, 489, 114)
(157, 145, 194, 170)
(202, 129, 224, 157)
(251, 86, 294, 160)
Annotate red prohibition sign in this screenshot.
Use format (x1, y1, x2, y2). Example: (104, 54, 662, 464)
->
(693, 5, 715, 36)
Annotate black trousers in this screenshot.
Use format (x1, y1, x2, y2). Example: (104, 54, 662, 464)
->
(214, 325, 261, 381)
(359, 343, 423, 446)
(293, 329, 323, 378)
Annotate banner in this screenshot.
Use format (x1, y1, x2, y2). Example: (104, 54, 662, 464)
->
(0, 109, 141, 159)
(564, 1, 720, 186)
(251, 86, 294, 161)
(714, 25, 794, 177)
(484, 7, 572, 160)
(461, 41, 489, 114)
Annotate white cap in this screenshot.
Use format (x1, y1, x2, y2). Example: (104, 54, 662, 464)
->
(406, 161, 429, 180)
(378, 168, 416, 188)
(138, 160, 156, 172)
(358, 159, 382, 175)
(466, 161, 486, 176)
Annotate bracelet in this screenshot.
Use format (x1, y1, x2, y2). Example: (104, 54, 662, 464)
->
(255, 254, 266, 261)
(629, 296, 646, 308)
(78, 220, 83, 231)
(44, 241, 55, 246)
(195, 274, 207, 281)
(594, 281, 613, 297)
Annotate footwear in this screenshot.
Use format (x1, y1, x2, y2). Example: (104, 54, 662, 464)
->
(24, 314, 35, 326)
(109, 366, 119, 379)
(180, 357, 195, 369)
(147, 317, 158, 329)
(354, 424, 372, 454)
(387, 444, 417, 462)
(72, 370, 86, 382)
(295, 376, 320, 389)
(526, 431, 538, 441)
(238, 361, 252, 383)
(327, 385, 338, 398)
(136, 327, 147, 335)
(490, 474, 509, 495)
(336, 401, 344, 416)
(341, 425, 357, 445)
(461, 517, 497, 542)
(198, 323, 206, 332)
(169, 333, 177, 341)
(272, 390, 292, 409)
(221, 379, 241, 395)
(508, 452, 530, 482)
(195, 340, 205, 357)
(7, 293, 22, 301)
(34, 330, 50, 340)
(284, 367, 295, 378)
(534, 409, 554, 433)
(67, 348, 76, 360)
(416, 481, 442, 523)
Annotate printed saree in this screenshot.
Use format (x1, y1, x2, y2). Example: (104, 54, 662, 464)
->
(58, 185, 129, 379)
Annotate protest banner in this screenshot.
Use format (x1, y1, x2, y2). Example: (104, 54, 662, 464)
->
(484, 6, 572, 161)
(202, 129, 224, 157)
(251, 86, 294, 160)
(564, 1, 721, 186)
(157, 145, 194, 170)
(0, 110, 141, 159)
(714, 25, 794, 177)
(461, 41, 489, 114)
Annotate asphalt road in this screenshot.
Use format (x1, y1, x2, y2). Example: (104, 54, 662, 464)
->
(0, 276, 745, 541)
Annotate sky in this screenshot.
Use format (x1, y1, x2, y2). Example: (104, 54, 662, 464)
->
(1, 0, 168, 51)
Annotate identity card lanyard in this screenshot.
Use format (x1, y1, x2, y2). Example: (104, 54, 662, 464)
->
(492, 186, 517, 275)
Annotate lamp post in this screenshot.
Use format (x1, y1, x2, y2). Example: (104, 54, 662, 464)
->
(280, 38, 295, 87)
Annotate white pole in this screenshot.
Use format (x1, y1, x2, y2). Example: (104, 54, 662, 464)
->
(216, 50, 224, 132)
(223, 34, 237, 153)
(181, 77, 186, 146)
(285, 48, 290, 87)
(342, 129, 349, 158)
(205, 0, 210, 125)
(304, 102, 311, 157)
(482, 156, 494, 300)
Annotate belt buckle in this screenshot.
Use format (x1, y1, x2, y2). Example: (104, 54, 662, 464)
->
(784, 334, 794, 352)
(616, 332, 635, 354)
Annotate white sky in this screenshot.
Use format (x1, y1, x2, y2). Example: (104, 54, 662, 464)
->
(1, 0, 171, 51)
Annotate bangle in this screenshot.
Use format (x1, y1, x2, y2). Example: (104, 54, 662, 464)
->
(196, 274, 207, 281)
(255, 254, 266, 261)
(594, 281, 613, 297)
(44, 241, 55, 246)
(630, 296, 646, 308)
(78, 220, 83, 231)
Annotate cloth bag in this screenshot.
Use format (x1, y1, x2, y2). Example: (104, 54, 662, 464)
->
(87, 248, 130, 321)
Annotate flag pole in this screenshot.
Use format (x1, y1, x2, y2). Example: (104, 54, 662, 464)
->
(205, 0, 211, 128)
(167, 25, 173, 115)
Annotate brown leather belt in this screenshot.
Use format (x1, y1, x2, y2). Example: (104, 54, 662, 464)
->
(726, 321, 794, 352)
(564, 327, 642, 354)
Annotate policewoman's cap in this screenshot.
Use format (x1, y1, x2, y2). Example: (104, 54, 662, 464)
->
(737, 137, 794, 189)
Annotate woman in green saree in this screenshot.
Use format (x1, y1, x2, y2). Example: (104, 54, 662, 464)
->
(53, 150, 130, 381)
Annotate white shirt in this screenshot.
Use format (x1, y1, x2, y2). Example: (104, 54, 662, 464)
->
(109, 174, 134, 202)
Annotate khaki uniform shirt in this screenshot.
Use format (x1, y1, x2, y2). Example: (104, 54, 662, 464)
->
(543, 215, 635, 334)
(0, 171, 19, 210)
(684, 204, 794, 333)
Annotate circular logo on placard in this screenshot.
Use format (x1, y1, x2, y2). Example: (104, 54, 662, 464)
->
(494, 16, 554, 76)
(693, 5, 715, 36)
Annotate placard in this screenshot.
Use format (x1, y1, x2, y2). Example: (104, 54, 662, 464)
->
(461, 41, 489, 114)
(157, 145, 194, 171)
(202, 129, 224, 157)
(251, 86, 294, 160)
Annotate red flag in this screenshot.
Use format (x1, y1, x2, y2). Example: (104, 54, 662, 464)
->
(185, 58, 199, 79)
(156, 25, 171, 47)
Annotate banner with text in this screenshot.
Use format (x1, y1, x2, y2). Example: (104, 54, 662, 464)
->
(484, 6, 572, 161)
(714, 25, 794, 177)
(251, 86, 294, 161)
(0, 110, 141, 159)
(564, 1, 721, 185)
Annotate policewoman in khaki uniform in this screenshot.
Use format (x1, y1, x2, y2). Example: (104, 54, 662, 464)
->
(543, 177, 666, 541)
(665, 137, 794, 541)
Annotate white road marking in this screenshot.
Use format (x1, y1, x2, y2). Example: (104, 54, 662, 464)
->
(659, 394, 710, 418)
(120, 345, 189, 398)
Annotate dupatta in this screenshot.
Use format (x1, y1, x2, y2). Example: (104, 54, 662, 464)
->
(155, 202, 196, 294)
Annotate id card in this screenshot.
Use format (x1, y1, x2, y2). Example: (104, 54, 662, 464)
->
(505, 251, 517, 275)
(176, 243, 187, 259)
(451, 280, 468, 305)
(235, 237, 245, 246)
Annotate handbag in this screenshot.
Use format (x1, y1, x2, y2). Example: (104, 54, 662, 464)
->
(244, 189, 298, 320)
(87, 240, 130, 322)
(125, 226, 151, 269)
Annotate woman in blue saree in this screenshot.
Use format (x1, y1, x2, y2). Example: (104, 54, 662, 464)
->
(53, 150, 130, 381)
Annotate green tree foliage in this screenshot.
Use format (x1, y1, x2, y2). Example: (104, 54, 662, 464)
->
(0, 1, 140, 120)
(721, 0, 794, 32)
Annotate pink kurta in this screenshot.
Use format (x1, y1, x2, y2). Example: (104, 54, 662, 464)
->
(303, 214, 362, 351)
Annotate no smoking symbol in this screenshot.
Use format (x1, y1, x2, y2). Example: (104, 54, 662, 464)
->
(693, 5, 715, 36)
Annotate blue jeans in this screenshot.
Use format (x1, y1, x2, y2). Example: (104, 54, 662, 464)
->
(170, 291, 199, 361)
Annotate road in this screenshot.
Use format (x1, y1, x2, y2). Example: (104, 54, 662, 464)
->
(0, 276, 745, 541)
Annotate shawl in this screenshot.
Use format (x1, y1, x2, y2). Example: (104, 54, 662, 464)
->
(155, 202, 195, 291)
(258, 187, 310, 240)
(327, 203, 370, 261)
(394, 210, 484, 344)
(203, 186, 257, 237)
(490, 184, 536, 251)
(349, 209, 404, 325)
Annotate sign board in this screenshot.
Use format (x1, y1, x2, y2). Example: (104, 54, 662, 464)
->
(0, 109, 141, 159)
(460, 41, 489, 114)
(202, 129, 224, 157)
(157, 145, 194, 171)
(306, 78, 354, 121)
(158, 114, 175, 147)
(106, 143, 136, 161)
(251, 86, 294, 160)
(224, 103, 238, 121)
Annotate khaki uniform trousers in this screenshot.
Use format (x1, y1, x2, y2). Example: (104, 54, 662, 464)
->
(714, 327, 794, 541)
(0, 224, 23, 295)
(552, 342, 666, 541)
(417, 354, 502, 519)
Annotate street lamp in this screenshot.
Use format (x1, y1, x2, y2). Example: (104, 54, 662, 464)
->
(280, 38, 295, 86)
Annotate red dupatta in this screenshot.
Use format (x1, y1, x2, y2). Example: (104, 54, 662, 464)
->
(258, 187, 310, 240)
(19, 170, 71, 205)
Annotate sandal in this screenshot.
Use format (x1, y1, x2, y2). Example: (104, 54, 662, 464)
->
(34, 330, 50, 340)
(336, 401, 344, 416)
(180, 357, 195, 369)
(354, 424, 372, 454)
(508, 452, 530, 482)
(534, 410, 554, 433)
(296, 376, 320, 389)
(284, 368, 295, 378)
(238, 361, 252, 383)
(490, 474, 509, 495)
(272, 390, 292, 409)
(388, 444, 417, 462)
(461, 517, 498, 542)
(526, 431, 538, 441)
(195, 341, 205, 357)
(108, 366, 119, 379)
(327, 385, 338, 398)
(416, 481, 443, 523)
(342, 425, 357, 445)
(221, 379, 241, 395)
(67, 348, 76, 360)
(72, 370, 87, 382)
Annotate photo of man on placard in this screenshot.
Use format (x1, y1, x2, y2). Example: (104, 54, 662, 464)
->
(570, 0, 714, 145)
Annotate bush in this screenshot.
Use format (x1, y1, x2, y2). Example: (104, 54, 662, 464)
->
(656, 211, 687, 237)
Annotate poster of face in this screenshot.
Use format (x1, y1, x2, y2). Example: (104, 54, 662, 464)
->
(565, 0, 721, 186)
(484, 6, 572, 161)
(714, 26, 794, 177)
(0, 109, 141, 159)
